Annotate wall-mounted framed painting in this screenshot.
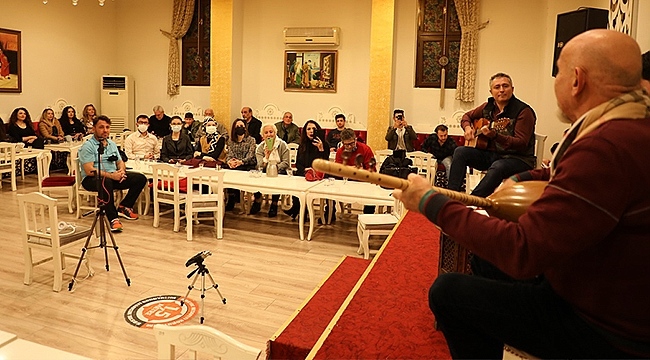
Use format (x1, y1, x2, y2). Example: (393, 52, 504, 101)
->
(0, 28, 21, 93)
(284, 50, 337, 92)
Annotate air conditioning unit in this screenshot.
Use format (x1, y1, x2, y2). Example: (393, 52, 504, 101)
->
(100, 75, 135, 131)
(284, 27, 340, 46)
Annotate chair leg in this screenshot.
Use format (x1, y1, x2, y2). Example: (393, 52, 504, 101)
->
(153, 200, 160, 228)
(53, 250, 64, 292)
(23, 247, 33, 285)
(173, 204, 180, 232)
(186, 207, 193, 241)
(356, 223, 370, 260)
(67, 189, 74, 214)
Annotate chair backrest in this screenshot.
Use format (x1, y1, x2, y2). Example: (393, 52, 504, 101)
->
(392, 197, 405, 219)
(374, 149, 393, 170)
(534, 133, 547, 169)
(108, 131, 131, 149)
(151, 163, 184, 197)
(185, 168, 224, 204)
(0, 142, 17, 170)
(154, 324, 261, 360)
(36, 151, 53, 192)
(406, 151, 433, 180)
(17, 192, 60, 247)
(287, 143, 299, 168)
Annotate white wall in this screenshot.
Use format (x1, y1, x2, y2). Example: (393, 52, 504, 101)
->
(239, 0, 372, 128)
(0, 0, 118, 121)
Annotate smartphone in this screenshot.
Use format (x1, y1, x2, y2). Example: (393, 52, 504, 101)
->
(265, 137, 275, 150)
(313, 129, 325, 143)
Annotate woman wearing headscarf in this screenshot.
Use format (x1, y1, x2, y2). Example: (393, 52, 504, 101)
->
(193, 118, 226, 162)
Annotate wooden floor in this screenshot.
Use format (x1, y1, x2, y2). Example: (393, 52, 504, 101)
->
(0, 175, 367, 359)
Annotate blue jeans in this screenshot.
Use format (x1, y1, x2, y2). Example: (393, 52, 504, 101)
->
(429, 273, 636, 359)
(447, 146, 531, 197)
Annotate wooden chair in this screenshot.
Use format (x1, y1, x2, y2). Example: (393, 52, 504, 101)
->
(36, 151, 76, 214)
(73, 153, 99, 219)
(185, 168, 224, 241)
(356, 198, 404, 259)
(288, 143, 299, 169)
(0, 142, 18, 191)
(18, 192, 94, 292)
(151, 163, 187, 232)
(407, 150, 435, 184)
(534, 133, 547, 169)
(154, 324, 261, 360)
(374, 149, 393, 170)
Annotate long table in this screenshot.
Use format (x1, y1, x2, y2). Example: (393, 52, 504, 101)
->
(305, 180, 395, 240)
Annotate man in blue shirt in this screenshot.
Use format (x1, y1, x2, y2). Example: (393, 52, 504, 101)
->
(79, 115, 147, 232)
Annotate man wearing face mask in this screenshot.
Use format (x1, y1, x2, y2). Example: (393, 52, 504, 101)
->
(124, 114, 160, 161)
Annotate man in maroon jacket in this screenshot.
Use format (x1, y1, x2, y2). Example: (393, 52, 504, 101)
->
(395, 29, 650, 358)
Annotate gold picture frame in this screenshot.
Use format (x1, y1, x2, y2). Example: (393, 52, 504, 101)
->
(0, 28, 22, 93)
(284, 50, 337, 92)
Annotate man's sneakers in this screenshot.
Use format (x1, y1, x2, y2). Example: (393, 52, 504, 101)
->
(110, 219, 123, 232)
(118, 206, 138, 220)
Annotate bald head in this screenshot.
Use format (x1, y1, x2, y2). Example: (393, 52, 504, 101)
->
(554, 30, 643, 122)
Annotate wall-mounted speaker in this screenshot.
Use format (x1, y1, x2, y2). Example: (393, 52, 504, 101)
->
(552, 7, 608, 77)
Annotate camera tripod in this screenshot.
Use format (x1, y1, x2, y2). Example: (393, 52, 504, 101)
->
(180, 252, 226, 324)
(68, 139, 130, 291)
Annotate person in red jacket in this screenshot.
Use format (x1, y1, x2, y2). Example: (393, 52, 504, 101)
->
(395, 29, 650, 359)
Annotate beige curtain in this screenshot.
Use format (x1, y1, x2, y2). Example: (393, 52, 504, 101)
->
(454, 0, 481, 103)
(161, 0, 196, 96)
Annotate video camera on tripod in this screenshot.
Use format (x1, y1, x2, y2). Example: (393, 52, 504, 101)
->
(186, 250, 212, 267)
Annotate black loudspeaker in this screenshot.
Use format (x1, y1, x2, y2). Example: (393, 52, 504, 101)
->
(552, 7, 609, 76)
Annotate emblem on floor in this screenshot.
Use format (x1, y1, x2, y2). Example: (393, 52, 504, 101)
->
(124, 295, 199, 328)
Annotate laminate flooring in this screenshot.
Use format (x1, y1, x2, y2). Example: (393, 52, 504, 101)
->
(0, 175, 364, 359)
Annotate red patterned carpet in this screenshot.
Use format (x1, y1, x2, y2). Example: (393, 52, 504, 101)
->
(311, 211, 450, 359)
(269, 256, 370, 359)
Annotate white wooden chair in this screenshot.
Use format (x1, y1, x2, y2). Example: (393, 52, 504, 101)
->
(108, 130, 131, 149)
(0, 142, 18, 191)
(356, 198, 404, 259)
(152, 163, 187, 232)
(154, 324, 261, 360)
(185, 168, 225, 241)
(36, 152, 75, 214)
(374, 149, 393, 170)
(18, 192, 94, 292)
(288, 143, 299, 169)
(407, 150, 435, 184)
(73, 152, 99, 219)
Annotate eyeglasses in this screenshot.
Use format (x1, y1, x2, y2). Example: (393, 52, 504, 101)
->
(342, 141, 355, 148)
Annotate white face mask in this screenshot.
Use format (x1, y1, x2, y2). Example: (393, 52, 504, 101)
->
(205, 126, 217, 134)
(138, 124, 148, 133)
(171, 125, 182, 133)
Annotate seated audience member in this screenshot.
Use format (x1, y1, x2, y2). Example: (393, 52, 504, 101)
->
(448, 72, 536, 197)
(241, 106, 263, 143)
(250, 123, 290, 217)
(79, 115, 147, 232)
(81, 104, 97, 134)
(161, 116, 194, 163)
(274, 111, 300, 145)
(182, 112, 201, 142)
(148, 105, 171, 138)
(59, 105, 86, 141)
(385, 109, 417, 151)
(335, 128, 377, 214)
(394, 29, 650, 359)
(38, 108, 64, 143)
(203, 108, 228, 140)
(284, 119, 330, 219)
(225, 118, 257, 211)
(422, 124, 457, 180)
(194, 118, 226, 162)
(326, 113, 346, 152)
(8, 107, 45, 149)
(124, 114, 160, 161)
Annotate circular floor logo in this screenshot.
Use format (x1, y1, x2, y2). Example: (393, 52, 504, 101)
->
(124, 295, 198, 328)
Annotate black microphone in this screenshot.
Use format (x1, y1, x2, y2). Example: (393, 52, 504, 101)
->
(98, 139, 105, 155)
(185, 250, 212, 267)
